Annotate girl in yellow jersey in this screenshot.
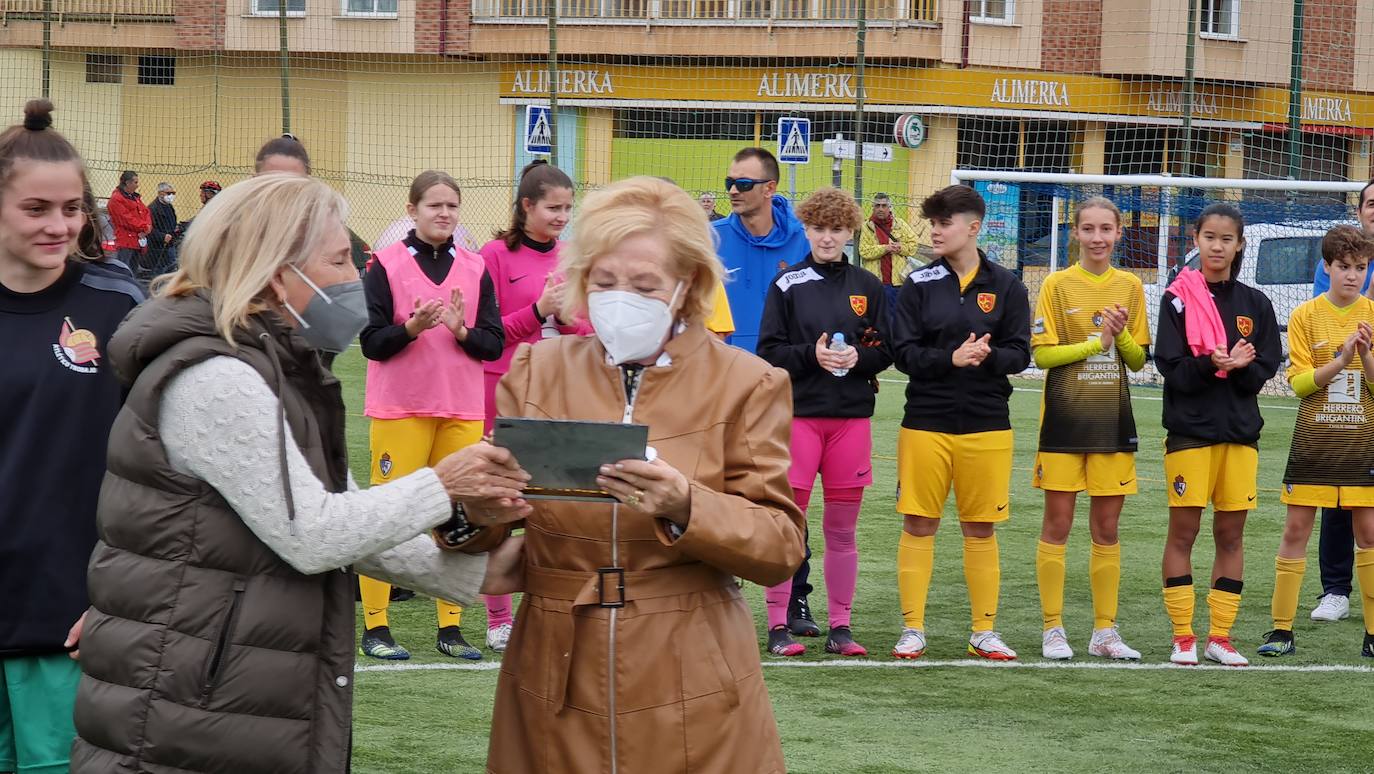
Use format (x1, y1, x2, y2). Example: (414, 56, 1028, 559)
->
(1030, 197, 1148, 661)
(1260, 225, 1374, 659)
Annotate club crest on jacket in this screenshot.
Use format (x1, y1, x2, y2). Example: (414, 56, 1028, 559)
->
(977, 293, 996, 314)
(379, 452, 393, 478)
(1235, 315, 1253, 338)
(849, 295, 868, 317)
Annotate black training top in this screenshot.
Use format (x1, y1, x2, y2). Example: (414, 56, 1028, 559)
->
(891, 252, 1031, 434)
(0, 261, 142, 655)
(1155, 278, 1281, 451)
(360, 230, 504, 362)
(757, 254, 892, 418)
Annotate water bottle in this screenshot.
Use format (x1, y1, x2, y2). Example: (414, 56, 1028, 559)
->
(829, 332, 851, 378)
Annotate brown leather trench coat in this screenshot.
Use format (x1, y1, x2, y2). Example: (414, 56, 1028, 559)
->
(484, 322, 806, 774)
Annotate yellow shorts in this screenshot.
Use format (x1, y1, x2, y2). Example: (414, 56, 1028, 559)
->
(897, 428, 1012, 522)
(1033, 452, 1138, 496)
(1281, 484, 1374, 509)
(1163, 444, 1258, 511)
(370, 416, 484, 485)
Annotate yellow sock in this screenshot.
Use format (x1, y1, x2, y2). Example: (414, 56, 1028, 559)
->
(897, 531, 935, 631)
(964, 535, 1000, 633)
(436, 600, 463, 629)
(1036, 540, 1067, 630)
(1089, 542, 1121, 630)
(1271, 557, 1307, 632)
(1356, 548, 1374, 636)
(359, 575, 391, 630)
(1163, 581, 1195, 637)
(1207, 584, 1243, 640)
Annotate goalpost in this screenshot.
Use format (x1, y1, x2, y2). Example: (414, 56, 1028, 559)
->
(947, 169, 1369, 395)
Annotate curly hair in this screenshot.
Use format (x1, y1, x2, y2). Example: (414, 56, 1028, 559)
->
(1322, 224, 1374, 265)
(795, 187, 862, 232)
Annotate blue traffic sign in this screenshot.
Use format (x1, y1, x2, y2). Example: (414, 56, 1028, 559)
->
(525, 105, 553, 155)
(777, 117, 811, 164)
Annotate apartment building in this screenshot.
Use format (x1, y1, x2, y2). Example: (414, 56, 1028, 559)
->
(0, 0, 1369, 252)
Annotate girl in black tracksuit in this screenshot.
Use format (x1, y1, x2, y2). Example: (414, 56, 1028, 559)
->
(1154, 202, 1280, 667)
(757, 187, 892, 659)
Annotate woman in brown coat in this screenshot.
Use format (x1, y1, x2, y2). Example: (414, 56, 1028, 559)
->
(475, 176, 806, 774)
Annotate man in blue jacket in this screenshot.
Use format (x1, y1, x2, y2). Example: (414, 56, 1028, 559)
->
(713, 146, 816, 634)
(714, 147, 809, 354)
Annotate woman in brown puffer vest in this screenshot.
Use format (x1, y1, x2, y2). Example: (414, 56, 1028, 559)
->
(70, 174, 530, 773)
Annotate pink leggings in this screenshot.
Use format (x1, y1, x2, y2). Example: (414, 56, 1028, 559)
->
(766, 486, 864, 630)
(482, 370, 514, 628)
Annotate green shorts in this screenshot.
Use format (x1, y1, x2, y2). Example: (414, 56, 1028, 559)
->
(0, 654, 81, 774)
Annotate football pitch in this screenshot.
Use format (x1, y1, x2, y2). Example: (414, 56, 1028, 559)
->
(330, 350, 1374, 773)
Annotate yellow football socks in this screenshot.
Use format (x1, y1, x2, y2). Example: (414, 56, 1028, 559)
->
(1163, 579, 1194, 637)
(1207, 583, 1243, 640)
(437, 600, 463, 629)
(1271, 556, 1307, 632)
(1356, 548, 1374, 635)
(964, 535, 1001, 633)
(1036, 540, 1067, 630)
(1089, 541, 1121, 630)
(359, 575, 391, 631)
(897, 531, 935, 631)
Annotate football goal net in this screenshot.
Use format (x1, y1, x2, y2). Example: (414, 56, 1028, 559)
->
(948, 169, 1369, 396)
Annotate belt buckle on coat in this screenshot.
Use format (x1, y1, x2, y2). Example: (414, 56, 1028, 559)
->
(597, 566, 626, 608)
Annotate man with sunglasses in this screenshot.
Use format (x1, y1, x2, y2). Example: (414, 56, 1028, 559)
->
(713, 148, 809, 355)
(712, 147, 814, 634)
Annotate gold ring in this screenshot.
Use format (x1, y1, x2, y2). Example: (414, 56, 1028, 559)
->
(626, 490, 645, 507)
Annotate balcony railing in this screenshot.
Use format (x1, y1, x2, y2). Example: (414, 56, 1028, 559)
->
(483, 0, 937, 23)
(2, 0, 174, 22)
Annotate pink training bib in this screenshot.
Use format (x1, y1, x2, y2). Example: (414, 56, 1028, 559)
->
(365, 240, 486, 420)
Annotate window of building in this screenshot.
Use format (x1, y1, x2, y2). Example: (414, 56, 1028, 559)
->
(1243, 130, 1348, 204)
(1200, 0, 1239, 38)
(253, 0, 306, 15)
(85, 54, 122, 84)
(345, 0, 396, 14)
(614, 109, 756, 141)
(956, 118, 1018, 170)
(137, 55, 175, 86)
(970, 0, 1013, 23)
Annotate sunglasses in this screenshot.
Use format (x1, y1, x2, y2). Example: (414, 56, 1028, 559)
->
(725, 177, 773, 193)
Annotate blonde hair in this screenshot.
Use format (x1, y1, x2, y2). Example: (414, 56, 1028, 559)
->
(1073, 196, 1122, 226)
(560, 176, 722, 324)
(154, 173, 348, 343)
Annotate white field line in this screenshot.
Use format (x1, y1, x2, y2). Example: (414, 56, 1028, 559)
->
(356, 658, 1373, 675)
(875, 379, 1297, 411)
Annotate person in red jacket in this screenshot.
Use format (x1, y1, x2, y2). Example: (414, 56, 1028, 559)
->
(107, 170, 150, 277)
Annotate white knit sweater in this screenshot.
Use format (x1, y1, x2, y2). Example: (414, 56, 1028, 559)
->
(159, 356, 487, 605)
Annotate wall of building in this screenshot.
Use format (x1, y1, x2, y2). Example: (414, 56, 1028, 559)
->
(0, 50, 514, 243)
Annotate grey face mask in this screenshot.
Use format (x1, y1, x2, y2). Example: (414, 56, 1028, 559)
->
(282, 265, 367, 354)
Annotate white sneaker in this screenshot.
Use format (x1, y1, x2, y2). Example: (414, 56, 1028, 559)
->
(1041, 626, 1073, 660)
(1204, 636, 1249, 667)
(892, 628, 927, 660)
(969, 630, 1017, 661)
(486, 622, 513, 652)
(1170, 635, 1199, 666)
(1311, 594, 1351, 622)
(1088, 627, 1141, 660)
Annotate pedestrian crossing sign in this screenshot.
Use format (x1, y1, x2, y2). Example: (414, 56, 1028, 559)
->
(525, 105, 553, 155)
(777, 117, 811, 165)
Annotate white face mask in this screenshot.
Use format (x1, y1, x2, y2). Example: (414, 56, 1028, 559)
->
(163, 194, 175, 204)
(588, 282, 683, 365)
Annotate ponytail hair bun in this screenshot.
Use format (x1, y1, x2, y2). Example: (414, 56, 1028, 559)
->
(23, 99, 54, 132)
